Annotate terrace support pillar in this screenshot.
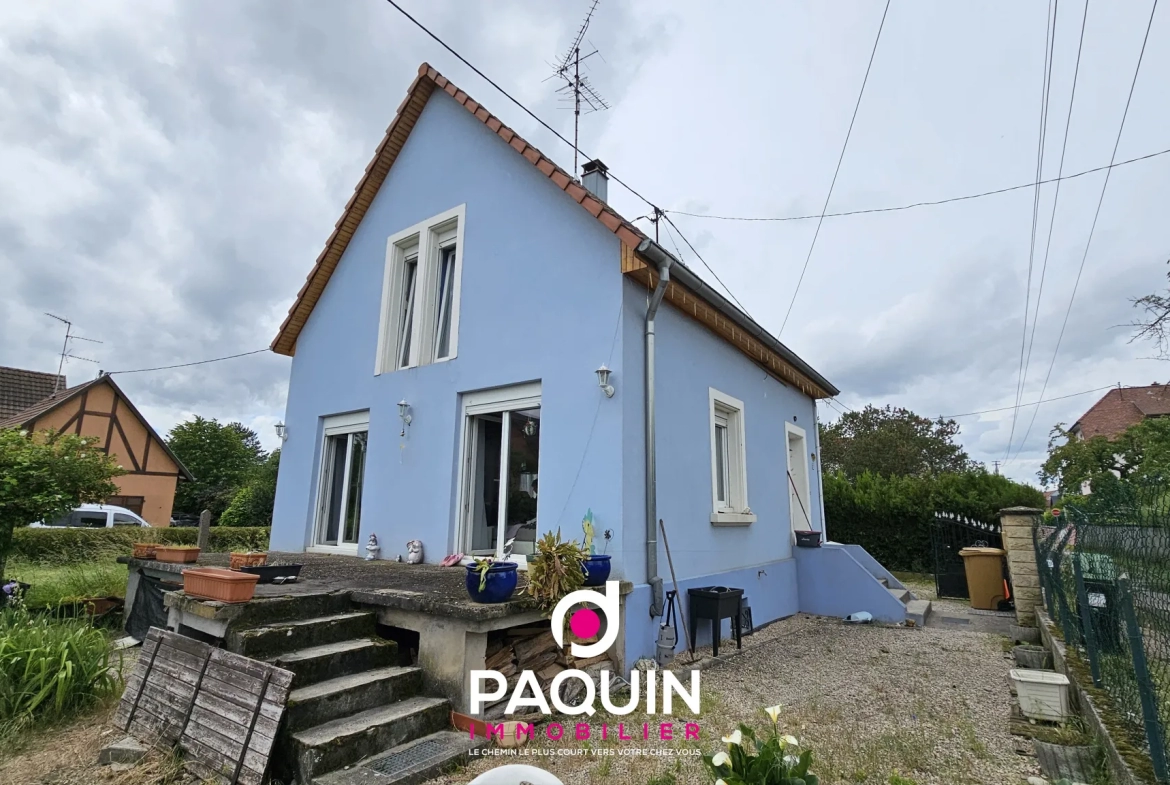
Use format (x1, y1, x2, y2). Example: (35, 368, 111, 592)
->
(999, 506, 1043, 627)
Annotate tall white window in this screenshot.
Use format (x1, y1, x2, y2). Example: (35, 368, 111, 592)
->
(709, 388, 755, 526)
(376, 204, 465, 373)
(312, 411, 369, 552)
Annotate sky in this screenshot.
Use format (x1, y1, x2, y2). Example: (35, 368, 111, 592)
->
(1, 0, 1167, 487)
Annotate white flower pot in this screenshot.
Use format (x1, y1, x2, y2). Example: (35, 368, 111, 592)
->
(1011, 668, 1071, 722)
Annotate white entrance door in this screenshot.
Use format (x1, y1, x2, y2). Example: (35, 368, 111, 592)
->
(312, 411, 369, 553)
(785, 423, 812, 536)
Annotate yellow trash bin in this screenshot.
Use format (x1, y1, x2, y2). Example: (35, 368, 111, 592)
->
(959, 547, 1008, 610)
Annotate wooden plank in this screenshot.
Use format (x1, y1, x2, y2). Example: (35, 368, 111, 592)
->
(180, 714, 267, 780)
(156, 640, 210, 673)
(212, 649, 294, 688)
(185, 758, 232, 785)
(192, 690, 278, 740)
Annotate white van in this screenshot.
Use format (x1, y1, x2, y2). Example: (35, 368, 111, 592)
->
(31, 503, 151, 529)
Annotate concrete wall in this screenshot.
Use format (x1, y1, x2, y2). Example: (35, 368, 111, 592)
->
(793, 544, 906, 622)
(270, 89, 627, 566)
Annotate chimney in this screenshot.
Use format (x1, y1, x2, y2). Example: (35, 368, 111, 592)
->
(581, 159, 609, 203)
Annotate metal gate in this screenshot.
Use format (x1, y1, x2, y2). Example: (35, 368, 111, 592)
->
(931, 512, 1003, 599)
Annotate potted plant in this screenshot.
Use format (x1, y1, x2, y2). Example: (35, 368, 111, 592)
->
(579, 511, 612, 587)
(132, 542, 158, 560)
(230, 551, 268, 570)
(154, 545, 201, 564)
(526, 529, 586, 613)
(465, 557, 518, 604)
(704, 705, 819, 784)
(1030, 721, 1097, 783)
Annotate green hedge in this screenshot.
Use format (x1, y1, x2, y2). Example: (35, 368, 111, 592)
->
(824, 470, 1044, 573)
(9, 526, 272, 566)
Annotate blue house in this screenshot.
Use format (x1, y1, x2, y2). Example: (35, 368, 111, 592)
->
(269, 64, 916, 668)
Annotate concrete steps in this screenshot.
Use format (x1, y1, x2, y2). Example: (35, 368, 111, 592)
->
(286, 666, 424, 733)
(290, 696, 452, 781)
(886, 587, 911, 604)
(272, 638, 399, 688)
(314, 731, 473, 785)
(230, 610, 376, 659)
(905, 599, 932, 627)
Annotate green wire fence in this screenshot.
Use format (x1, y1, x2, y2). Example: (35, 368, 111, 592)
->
(1034, 481, 1170, 781)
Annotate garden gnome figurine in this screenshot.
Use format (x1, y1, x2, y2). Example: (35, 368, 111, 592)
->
(406, 540, 424, 564)
(364, 533, 380, 561)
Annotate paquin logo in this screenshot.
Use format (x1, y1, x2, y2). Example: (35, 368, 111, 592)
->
(470, 581, 702, 722)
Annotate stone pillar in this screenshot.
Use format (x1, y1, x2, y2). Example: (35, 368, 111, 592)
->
(197, 509, 211, 552)
(999, 506, 1043, 627)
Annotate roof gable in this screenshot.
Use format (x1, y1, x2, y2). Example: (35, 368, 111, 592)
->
(269, 63, 837, 399)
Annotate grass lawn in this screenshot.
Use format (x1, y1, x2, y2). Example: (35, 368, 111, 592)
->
(4, 559, 128, 608)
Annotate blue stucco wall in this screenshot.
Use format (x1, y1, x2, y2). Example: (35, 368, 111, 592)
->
(270, 89, 628, 567)
(617, 278, 825, 661)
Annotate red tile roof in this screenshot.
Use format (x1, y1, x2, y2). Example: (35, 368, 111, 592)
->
(270, 63, 651, 357)
(0, 366, 66, 420)
(1072, 384, 1170, 439)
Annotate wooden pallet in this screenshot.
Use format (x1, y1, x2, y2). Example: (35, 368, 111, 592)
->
(113, 627, 293, 785)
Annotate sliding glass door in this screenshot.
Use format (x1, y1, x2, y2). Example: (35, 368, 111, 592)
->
(459, 384, 541, 558)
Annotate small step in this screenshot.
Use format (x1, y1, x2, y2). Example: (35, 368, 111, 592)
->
(286, 666, 424, 732)
(273, 638, 399, 687)
(230, 611, 376, 659)
(291, 696, 451, 780)
(886, 587, 911, 604)
(905, 599, 932, 628)
(314, 731, 473, 785)
(878, 577, 890, 588)
(224, 591, 355, 629)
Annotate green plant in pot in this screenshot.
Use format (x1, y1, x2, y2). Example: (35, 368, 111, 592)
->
(526, 529, 586, 614)
(704, 704, 819, 785)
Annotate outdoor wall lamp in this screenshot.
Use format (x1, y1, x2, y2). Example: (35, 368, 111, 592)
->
(398, 399, 412, 437)
(595, 365, 615, 398)
(274, 422, 288, 442)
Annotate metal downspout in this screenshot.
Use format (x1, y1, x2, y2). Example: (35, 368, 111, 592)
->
(638, 239, 674, 617)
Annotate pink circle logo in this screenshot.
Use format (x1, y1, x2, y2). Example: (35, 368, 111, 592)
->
(569, 607, 601, 639)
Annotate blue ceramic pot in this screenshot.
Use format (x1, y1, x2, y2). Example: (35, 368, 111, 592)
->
(465, 562, 519, 603)
(581, 554, 612, 587)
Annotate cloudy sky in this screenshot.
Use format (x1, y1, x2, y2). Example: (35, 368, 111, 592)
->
(2, 0, 1167, 486)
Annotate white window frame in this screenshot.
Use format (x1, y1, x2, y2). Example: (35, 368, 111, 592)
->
(785, 422, 813, 535)
(375, 204, 466, 374)
(455, 381, 542, 561)
(709, 388, 755, 526)
(309, 411, 370, 555)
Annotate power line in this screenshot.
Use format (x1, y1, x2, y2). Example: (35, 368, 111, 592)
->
(939, 383, 1116, 419)
(1006, 0, 1060, 461)
(666, 146, 1170, 223)
(103, 349, 270, 375)
(1009, 0, 1160, 463)
(779, 0, 891, 337)
(1016, 0, 1091, 451)
(661, 215, 752, 317)
(383, 0, 657, 211)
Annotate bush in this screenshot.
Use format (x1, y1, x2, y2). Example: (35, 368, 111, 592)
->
(220, 485, 271, 528)
(824, 470, 1043, 572)
(0, 603, 119, 734)
(10, 527, 271, 566)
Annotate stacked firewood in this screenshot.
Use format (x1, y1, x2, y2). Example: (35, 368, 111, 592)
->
(481, 623, 617, 719)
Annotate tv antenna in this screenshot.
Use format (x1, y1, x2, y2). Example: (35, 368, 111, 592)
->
(44, 313, 102, 393)
(549, 0, 609, 177)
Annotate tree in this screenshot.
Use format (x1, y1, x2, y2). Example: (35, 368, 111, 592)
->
(819, 404, 975, 479)
(0, 429, 123, 578)
(1132, 259, 1170, 359)
(167, 417, 265, 519)
(220, 450, 280, 527)
(1040, 417, 1170, 493)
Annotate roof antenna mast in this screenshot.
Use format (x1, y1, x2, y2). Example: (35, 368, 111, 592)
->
(44, 313, 102, 392)
(550, 0, 609, 177)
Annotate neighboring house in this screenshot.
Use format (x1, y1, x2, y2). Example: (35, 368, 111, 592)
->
(268, 63, 912, 664)
(1070, 384, 1170, 440)
(0, 374, 192, 525)
(0, 365, 66, 420)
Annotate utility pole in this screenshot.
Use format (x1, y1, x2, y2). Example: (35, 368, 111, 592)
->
(992, 460, 1001, 475)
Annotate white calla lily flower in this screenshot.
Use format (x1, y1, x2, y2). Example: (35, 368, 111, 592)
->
(711, 751, 731, 768)
(784, 754, 799, 766)
(716, 780, 728, 785)
(782, 734, 800, 747)
(721, 729, 743, 747)
(765, 704, 782, 723)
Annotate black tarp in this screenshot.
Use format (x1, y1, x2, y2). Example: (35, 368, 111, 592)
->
(126, 570, 181, 641)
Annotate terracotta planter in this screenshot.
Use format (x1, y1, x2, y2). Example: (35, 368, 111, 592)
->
(154, 546, 201, 564)
(183, 567, 259, 603)
(230, 552, 268, 570)
(132, 543, 158, 560)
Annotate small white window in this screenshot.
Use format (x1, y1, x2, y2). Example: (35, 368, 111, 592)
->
(709, 388, 755, 525)
(376, 205, 465, 374)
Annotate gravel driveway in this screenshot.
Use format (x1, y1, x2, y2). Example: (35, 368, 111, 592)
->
(433, 613, 1037, 785)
